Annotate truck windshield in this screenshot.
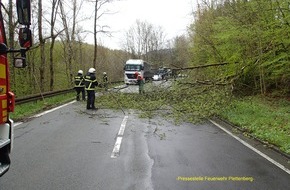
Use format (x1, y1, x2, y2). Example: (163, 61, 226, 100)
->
(125, 64, 142, 71)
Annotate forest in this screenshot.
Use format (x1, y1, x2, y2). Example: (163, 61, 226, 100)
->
(3, 0, 290, 99)
(3, 0, 178, 97)
(188, 0, 290, 97)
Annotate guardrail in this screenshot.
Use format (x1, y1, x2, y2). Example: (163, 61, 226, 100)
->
(15, 89, 74, 105)
(15, 81, 124, 105)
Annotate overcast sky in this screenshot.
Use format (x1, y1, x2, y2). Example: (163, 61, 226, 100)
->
(83, 0, 196, 49)
(4, 0, 196, 50)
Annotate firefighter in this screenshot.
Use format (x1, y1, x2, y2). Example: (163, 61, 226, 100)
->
(85, 68, 98, 110)
(103, 72, 108, 91)
(74, 70, 86, 101)
(137, 74, 145, 94)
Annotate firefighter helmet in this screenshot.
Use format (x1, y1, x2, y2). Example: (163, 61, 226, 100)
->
(88, 68, 96, 73)
(78, 70, 83, 75)
(103, 72, 106, 75)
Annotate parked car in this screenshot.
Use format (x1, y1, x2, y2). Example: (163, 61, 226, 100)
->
(153, 74, 162, 81)
(158, 67, 171, 80)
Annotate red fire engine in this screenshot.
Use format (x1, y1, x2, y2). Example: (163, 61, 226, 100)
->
(0, 0, 31, 176)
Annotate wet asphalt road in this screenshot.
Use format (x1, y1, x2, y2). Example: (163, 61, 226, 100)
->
(0, 92, 289, 189)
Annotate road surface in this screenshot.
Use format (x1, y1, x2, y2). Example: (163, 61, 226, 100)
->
(0, 97, 289, 189)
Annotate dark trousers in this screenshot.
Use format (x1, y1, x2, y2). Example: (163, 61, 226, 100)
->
(75, 87, 85, 101)
(86, 90, 96, 109)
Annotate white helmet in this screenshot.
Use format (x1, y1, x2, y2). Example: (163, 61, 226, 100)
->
(78, 70, 83, 74)
(88, 68, 96, 73)
(103, 72, 106, 75)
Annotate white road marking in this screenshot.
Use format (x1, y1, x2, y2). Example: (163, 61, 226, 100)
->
(13, 101, 76, 127)
(111, 137, 123, 158)
(14, 122, 23, 127)
(111, 115, 128, 158)
(33, 101, 76, 118)
(209, 119, 290, 175)
(118, 115, 128, 136)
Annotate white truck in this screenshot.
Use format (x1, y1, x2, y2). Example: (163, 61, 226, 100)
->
(124, 59, 153, 84)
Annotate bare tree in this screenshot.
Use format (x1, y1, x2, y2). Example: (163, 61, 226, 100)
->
(91, 0, 113, 68)
(124, 20, 166, 61)
(49, 0, 60, 91)
(6, 0, 16, 89)
(59, 0, 84, 85)
(38, 0, 46, 92)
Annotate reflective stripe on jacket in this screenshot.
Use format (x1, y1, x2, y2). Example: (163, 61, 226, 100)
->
(85, 74, 98, 90)
(74, 75, 85, 87)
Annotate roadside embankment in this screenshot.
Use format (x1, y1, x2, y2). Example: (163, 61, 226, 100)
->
(219, 96, 290, 156)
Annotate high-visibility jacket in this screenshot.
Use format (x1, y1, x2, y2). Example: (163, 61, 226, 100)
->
(85, 74, 98, 90)
(74, 74, 85, 87)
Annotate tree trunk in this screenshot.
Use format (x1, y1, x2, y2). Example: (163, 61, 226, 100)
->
(93, 0, 98, 68)
(8, 0, 15, 91)
(49, 0, 59, 91)
(38, 0, 45, 92)
(59, 0, 78, 86)
(59, 0, 73, 86)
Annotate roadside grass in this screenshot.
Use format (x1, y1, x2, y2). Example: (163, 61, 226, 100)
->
(11, 92, 75, 121)
(219, 96, 290, 154)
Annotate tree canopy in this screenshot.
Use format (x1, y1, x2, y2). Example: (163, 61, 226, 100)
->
(188, 0, 290, 96)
